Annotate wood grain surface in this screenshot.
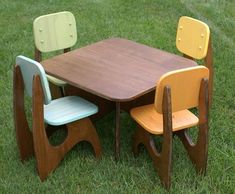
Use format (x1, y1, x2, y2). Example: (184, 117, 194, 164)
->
(42, 38, 197, 101)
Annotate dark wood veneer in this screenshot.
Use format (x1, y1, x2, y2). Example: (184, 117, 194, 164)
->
(42, 38, 197, 101)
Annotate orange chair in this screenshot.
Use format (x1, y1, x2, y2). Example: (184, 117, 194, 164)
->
(131, 66, 209, 189)
(176, 16, 213, 105)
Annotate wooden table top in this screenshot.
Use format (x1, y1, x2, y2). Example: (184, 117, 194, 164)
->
(42, 38, 197, 102)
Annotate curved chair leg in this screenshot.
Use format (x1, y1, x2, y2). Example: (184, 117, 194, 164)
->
(13, 65, 34, 161)
(132, 125, 159, 159)
(45, 124, 65, 138)
(66, 118, 102, 159)
(132, 125, 172, 190)
(33, 75, 59, 180)
(205, 37, 213, 107)
(176, 78, 209, 174)
(33, 75, 102, 181)
(154, 130, 172, 189)
(176, 126, 208, 174)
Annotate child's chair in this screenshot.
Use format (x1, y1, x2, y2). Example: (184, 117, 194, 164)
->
(176, 16, 213, 105)
(33, 11, 77, 97)
(131, 66, 209, 189)
(13, 55, 101, 181)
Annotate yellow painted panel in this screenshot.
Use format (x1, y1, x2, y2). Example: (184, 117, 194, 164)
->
(155, 66, 209, 113)
(46, 75, 66, 86)
(130, 104, 199, 135)
(176, 16, 210, 60)
(33, 11, 77, 52)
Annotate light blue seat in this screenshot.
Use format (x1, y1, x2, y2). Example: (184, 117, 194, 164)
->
(15, 55, 98, 126)
(44, 96, 98, 126)
(15, 55, 101, 181)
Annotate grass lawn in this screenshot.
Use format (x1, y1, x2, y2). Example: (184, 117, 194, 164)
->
(0, 0, 235, 193)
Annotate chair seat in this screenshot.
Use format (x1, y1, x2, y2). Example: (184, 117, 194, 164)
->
(46, 74, 67, 86)
(130, 104, 198, 135)
(44, 96, 98, 126)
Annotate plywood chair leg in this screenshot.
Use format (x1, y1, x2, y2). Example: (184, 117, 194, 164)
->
(33, 75, 101, 181)
(132, 125, 172, 190)
(32, 75, 78, 180)
(45, 124, 65, 138)
(154, 86, 173, 190)
(13, 65, 34, 161)
(153, 138, 172, 190)
(176, 129, 208, 174)
(132, 125, 158, 159)
(176, 78, 209, 174)
(66, 118, 102, 159)
(205, 37, 213, 107)
(32, 75, 60, 180)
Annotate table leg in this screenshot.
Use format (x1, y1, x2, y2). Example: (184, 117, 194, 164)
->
(115, 101, 121, 160)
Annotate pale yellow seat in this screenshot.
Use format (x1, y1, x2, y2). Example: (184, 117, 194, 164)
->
(33, 11, 77, 94)
(176, 16, 213, 105)
(131, 66, 209, 190)
(131, 104, 198, 135)
(46, 74, 67, 86)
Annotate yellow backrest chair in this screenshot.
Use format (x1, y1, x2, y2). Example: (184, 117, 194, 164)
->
(176, 16, 213, 105)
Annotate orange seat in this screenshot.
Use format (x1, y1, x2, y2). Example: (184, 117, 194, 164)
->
(131, 104, 198, 135)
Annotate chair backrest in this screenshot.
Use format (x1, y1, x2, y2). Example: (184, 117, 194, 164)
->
(176, 16, 210, 60)
(154, 66, 209, 113)
(16, 55, 52, 105)
(33, 11, 77, 53)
